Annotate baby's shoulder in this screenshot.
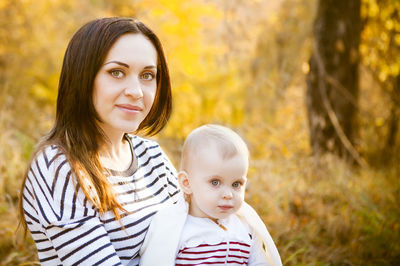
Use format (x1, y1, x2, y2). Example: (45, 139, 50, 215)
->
(229, 213, 252, 231)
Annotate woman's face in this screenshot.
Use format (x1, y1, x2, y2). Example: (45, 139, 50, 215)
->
(93, 33, 158, 139)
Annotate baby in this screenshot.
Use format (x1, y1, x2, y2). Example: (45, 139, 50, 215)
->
(139, 124, 282, 266)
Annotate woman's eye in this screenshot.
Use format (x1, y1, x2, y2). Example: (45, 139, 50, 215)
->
(232, 182, 242, 188)
(141, 72, 155, 81)
(211, 180, 220, 186)
(109, 70, 124, 78)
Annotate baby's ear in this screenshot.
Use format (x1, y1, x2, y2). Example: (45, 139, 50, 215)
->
(178, 171, 192, 195)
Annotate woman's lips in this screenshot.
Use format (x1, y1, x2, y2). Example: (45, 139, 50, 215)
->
(116, 104, 143, 113)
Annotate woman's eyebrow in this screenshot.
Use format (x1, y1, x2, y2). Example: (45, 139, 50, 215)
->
(103, 61, 157, 70)
(103, 61, 129, 68)
(144, 65, 157, 70)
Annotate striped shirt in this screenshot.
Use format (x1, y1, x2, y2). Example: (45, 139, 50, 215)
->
(176, 215, 269, 265)
(22, 135, 181, 265)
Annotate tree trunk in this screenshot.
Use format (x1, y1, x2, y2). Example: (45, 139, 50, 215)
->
(306, 0, 361, 159)
(384, 74, 400, 161)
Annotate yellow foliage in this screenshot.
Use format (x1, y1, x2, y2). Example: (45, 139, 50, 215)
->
(395, 34, 400, 45)
(361, 0, 400, 86)
(375, 117, 385, 127)
(30, 83, 53, 101)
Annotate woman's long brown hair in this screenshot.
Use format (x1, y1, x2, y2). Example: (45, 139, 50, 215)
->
(19, 17, 172, 233)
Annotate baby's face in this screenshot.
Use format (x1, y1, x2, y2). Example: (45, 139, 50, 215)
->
(186, 149, 248, 221)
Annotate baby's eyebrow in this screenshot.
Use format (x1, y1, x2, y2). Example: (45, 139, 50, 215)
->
(237, 177, 247, 182)
(207, 175, 221, 179)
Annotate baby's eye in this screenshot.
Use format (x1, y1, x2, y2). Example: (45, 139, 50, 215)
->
(211, 180, 220, 186)
(232, 181, 242, 188)
(141, 72, 155, 81)
(109, 70, 124, 78)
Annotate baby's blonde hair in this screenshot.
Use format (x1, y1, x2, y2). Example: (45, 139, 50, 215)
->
(180, 124, 249, 172)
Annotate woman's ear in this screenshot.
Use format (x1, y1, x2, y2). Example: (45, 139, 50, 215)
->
(178, 171, 192, 195)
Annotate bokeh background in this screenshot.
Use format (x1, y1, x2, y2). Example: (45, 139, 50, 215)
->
(1, 0, 399, 265)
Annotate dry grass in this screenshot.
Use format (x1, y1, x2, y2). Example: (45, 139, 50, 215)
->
(246, 155, 400, 265)
(0, 120, 38, 265)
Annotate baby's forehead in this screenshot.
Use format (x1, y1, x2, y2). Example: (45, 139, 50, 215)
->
(187, 146, 248, 170)
(191, 135, 247, 157)
(193, 145, 246, 160)
(181, 125, 249, 172)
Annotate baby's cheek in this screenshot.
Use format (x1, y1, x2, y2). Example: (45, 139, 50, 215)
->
(239, 191, 246, 201)
(237, 196, 245, 207)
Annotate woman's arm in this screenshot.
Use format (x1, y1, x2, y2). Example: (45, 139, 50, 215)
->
(138, 142, 185, 265)
(237, 202, 282, 266)
(248, 233, 274, 266)
(23, 146, 122, 265)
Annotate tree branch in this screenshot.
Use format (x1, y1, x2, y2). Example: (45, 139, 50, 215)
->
(313, 40, 368, 168)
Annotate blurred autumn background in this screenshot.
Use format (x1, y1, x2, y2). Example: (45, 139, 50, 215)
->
(1, 0, 399, 265)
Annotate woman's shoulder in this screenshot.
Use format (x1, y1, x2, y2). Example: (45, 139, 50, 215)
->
(126, 134, 178, 178)
(126, 134, 162, 152)
(32, 144, 68, 167)
(28, 144, 71, 183)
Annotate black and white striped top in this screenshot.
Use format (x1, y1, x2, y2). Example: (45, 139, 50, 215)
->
(22, 135, 181, 265)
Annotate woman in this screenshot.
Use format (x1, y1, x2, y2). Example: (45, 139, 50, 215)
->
(19, 17, 182, 265)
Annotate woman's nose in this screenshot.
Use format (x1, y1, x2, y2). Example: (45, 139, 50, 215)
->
(124, 77, 143, 98)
